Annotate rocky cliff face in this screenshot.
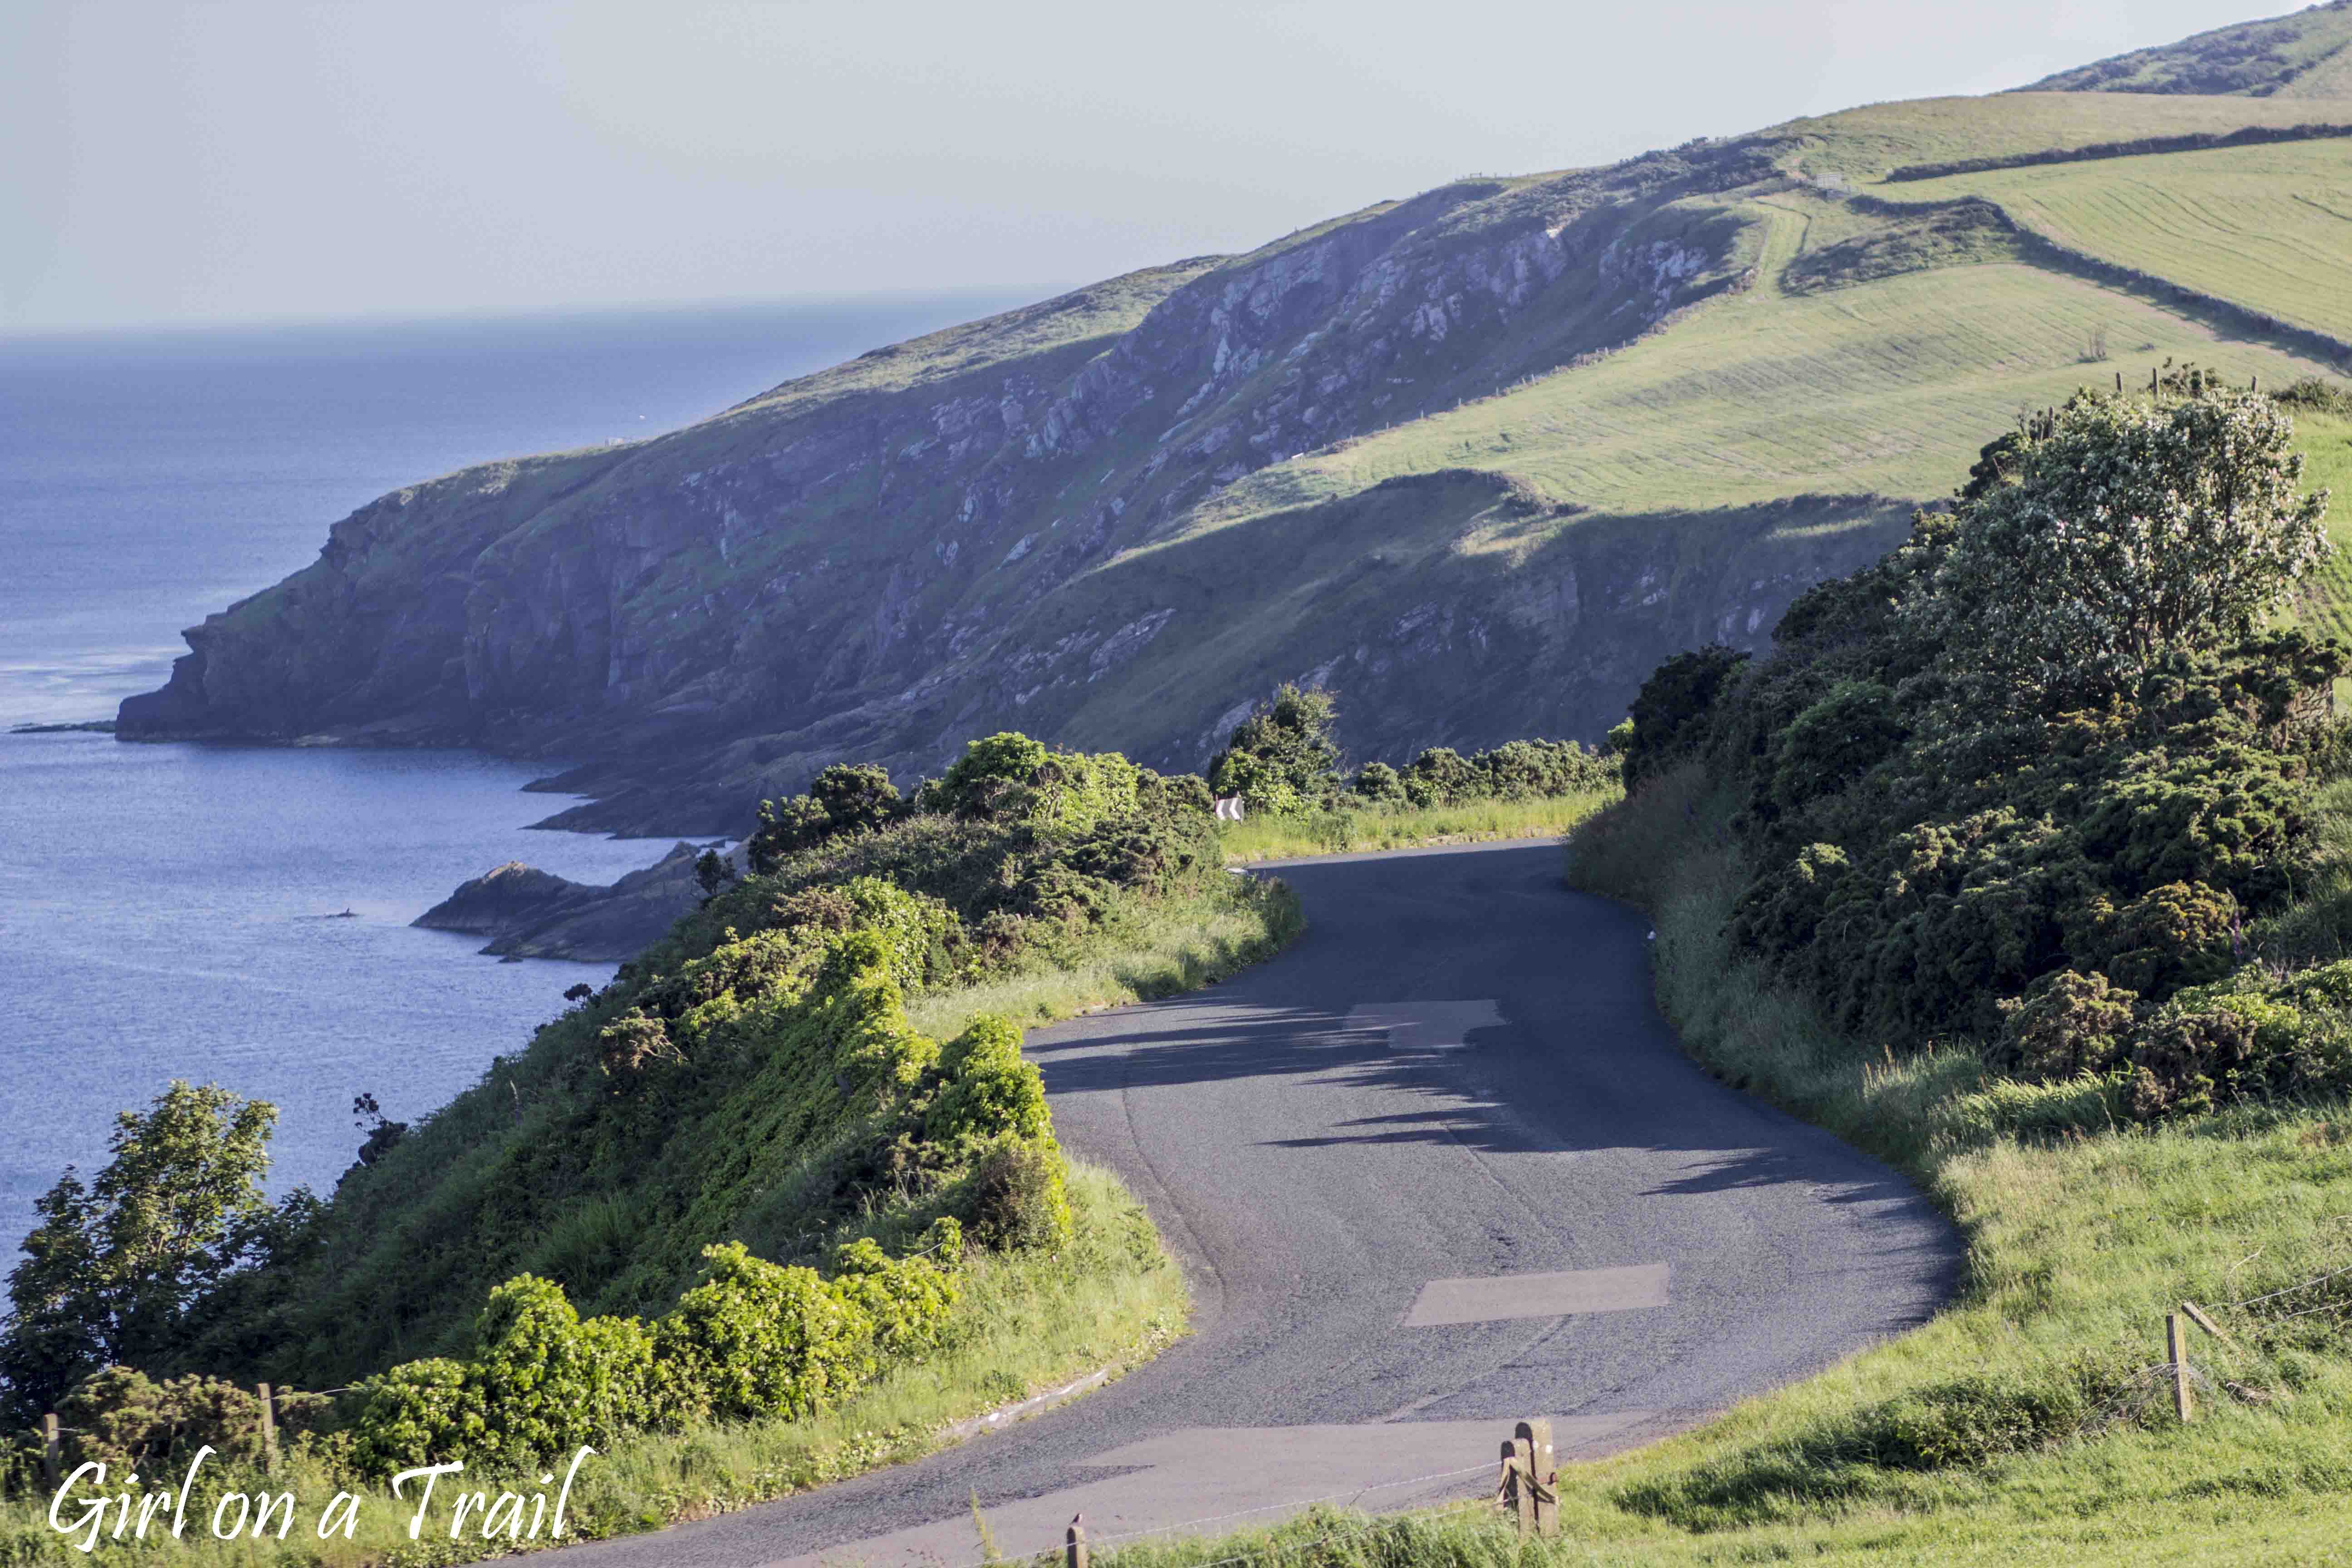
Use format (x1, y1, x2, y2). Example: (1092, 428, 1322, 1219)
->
(120, 129, 1894, 833)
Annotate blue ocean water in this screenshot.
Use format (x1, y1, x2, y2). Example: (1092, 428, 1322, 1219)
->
(0, 293, 1037, 1248)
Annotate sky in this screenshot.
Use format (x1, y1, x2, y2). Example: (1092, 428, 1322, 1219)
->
(0, 0, 2309, 334)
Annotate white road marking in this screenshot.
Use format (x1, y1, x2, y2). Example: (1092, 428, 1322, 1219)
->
(1403, 1263, 1671, 1326)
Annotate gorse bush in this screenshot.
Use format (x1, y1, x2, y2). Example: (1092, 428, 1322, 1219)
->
(1205, 680, 1619, 821)
(1621, 385, 2346, 1122)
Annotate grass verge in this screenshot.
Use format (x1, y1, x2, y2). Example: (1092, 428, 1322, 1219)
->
(1214, 792, 1616, 864)
(1092, 770, 2352, 1568)
(907, 879, 1304, 1038)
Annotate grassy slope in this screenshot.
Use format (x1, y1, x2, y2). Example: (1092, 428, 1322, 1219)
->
(1886, 138, 2352, 345)
(1191, 203, 2324, 534)
(2288, 410, 2352, 648)
(0, 1164, 1186, 1568)
(1097, 775, 2352, 1568)
(2021, 0, 2352, 97)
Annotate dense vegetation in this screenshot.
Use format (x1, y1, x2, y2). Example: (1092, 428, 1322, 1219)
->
(2, 732, 1296, 1499)
(1620, 384, 2350, 1128)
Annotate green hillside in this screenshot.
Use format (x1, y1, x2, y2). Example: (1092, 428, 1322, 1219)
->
(2024, 0, 2352, 95)
(117, 36, 2352, 838)
(1887, 139, 2352, 344)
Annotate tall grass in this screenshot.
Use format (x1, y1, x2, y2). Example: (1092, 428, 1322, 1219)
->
(1215, 792, 1615, 864)
(907, 880, 1304, 1038)
(1093, 771, 2352, 1568)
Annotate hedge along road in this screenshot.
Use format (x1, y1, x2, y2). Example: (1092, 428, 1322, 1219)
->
(563, 840, 1961, 1568)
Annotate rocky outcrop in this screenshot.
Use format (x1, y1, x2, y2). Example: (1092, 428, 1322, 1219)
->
(415, 842, 712, 960)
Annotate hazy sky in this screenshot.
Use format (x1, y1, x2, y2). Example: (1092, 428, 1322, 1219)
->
(0, 0, 2301, 333)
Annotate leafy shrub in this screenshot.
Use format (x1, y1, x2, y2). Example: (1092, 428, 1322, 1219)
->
(2094, 881, 2239, 998)
(1401, 747, 1481, 808)
(2000, 970, 2137, 1080)
(956, 1137, 1073, 1251)
(651, 1244, 873, 1427)
(351, 1358, 486, 1477)
(937, 734, 1140, 838)
(1622, 646, 1749, 791)
(468, 1275, 652, 1466)
(926, 1017, 1052, 1144)
(1908, 390, 2330, 709)
(1349, 760, 1406, 804)
(1623, 392, 2346, 1120)
(749, 764, 906, 873)
(1208, 684, 1342, 813)
(58, 1366, 267, 1472)
(1767, 680, 1903, 813)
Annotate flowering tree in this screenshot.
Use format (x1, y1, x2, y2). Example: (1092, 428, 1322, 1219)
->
(1911, 391, 2331, 706)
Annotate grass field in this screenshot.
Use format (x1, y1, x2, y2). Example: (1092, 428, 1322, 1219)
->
(2288, 410, 2352, 647)
(1887, 138, 2352, 347)
(1092, 773, 2352, 1568)
(1221, 216, 2328, 535)
(1785, 91, 2352, 184)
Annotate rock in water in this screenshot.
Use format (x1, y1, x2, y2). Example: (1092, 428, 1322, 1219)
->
(414, 842, 710, 961)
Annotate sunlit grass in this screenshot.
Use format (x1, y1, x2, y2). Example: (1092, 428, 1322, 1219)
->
(1215, 791, 1617, 864)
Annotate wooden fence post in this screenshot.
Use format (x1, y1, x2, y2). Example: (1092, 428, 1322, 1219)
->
(257, 1383, 278, 1476)
(1499, 1435, 1532, 1538)
(1065, 1512, 1088, 1568)
(2166, 1314, 2195, 1424)
(41, 1413, 59, 1489)
(2181, 1300, 2235, 1348)
(1516, 1418, 1558, 1538)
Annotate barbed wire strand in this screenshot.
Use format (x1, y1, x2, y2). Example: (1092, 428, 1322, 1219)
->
(2227, 1261, 2352, 1309)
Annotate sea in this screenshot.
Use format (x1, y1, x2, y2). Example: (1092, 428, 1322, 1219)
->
(0, 292, 1038, 1250)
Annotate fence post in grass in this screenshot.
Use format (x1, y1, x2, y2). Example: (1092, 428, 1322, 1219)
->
(257, 1382, 278, 1475)
(41, 1413, 59, 1489)
(2166, 1314, 2195, 1424)
(1499, 1433, 1532, 1538)
(1065, 1513, 1088, 1568)
(1517, 1418, 1558, 1538)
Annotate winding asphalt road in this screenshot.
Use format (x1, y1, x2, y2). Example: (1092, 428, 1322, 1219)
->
(567, 841, 1959, 1568)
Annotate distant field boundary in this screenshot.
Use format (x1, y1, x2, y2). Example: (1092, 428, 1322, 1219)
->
(1881, 119, 2352, 182)
(1848, 191, 2352, 371)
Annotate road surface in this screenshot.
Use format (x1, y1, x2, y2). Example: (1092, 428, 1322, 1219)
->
(565, 841, 1959, 1567)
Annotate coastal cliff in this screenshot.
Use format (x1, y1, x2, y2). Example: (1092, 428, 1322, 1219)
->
(120, 85, 2349, 833)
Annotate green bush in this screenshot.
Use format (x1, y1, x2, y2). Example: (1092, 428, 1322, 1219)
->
(926, 1017, 1052, 1144)
(956, 1137, 1073, 1251)
(652, 1244, 873, 1427)
(1999, 969, 2137, 1080)
(749, 764, 907, 873)
(1612, 392, 2347, 1121)
(1208, 685, 1342, 813)
(468, 1275, 652, 1467)
(351, 1358, 486, 1477)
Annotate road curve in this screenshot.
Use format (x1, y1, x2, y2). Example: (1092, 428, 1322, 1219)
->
(565, 841, 1960, 1568)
